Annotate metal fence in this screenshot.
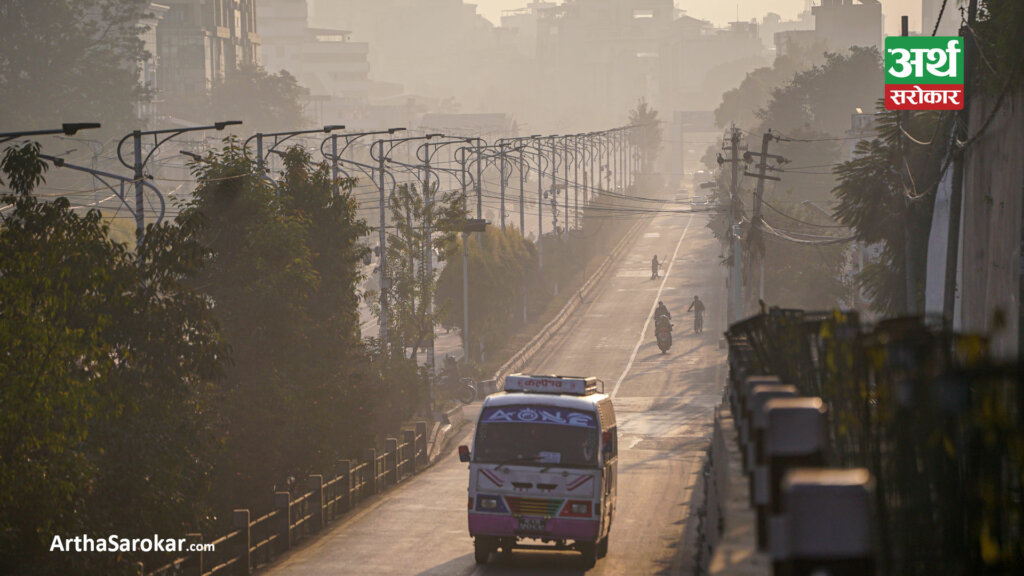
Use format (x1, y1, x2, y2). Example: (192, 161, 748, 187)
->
(727, 309, 1023, 574)
(144, 422, 429, 576)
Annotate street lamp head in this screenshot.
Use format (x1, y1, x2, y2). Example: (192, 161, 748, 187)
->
(388, 127, 407, 134)
(62, 123, 101, 135)
(214, 120, 243, 131)
(323, 124, 346, 132)
(180, 150, 203, 161)
(530, 134, 542, 138)
(426, 133, 445, 139)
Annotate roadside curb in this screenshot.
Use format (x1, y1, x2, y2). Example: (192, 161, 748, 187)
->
(427, 405, 468, 465)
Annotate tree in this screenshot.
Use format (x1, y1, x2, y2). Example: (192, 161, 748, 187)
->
(0, 142, 224, 574)
(208, 64, 310, 134)
(180, 141, 417, 516)
(706, 48, 887, 310)
(368, 182, 467, 358)
(0, 0, 152, 136)
(833, 106, 951, 315)
(435, 226, 536, 363)
(628, 99, 662, 173)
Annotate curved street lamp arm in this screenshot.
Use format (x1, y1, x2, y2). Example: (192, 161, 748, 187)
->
(39, 153, 168, 223)
(118, 121, 242, 172)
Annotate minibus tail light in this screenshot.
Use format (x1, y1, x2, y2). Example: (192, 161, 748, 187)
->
(561, 500, 592, 517)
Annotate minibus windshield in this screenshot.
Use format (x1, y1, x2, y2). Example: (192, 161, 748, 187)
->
(474, 406, 599, 467)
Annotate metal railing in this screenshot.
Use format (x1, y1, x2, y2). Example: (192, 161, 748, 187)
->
(145, 422, 429, 576)
(724, 309, 1023, 575)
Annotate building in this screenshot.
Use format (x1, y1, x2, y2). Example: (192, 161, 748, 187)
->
(259, 0, 371, 117)
(156, 0, 261, 119)
(138, 3, 170, 121)
(660, 16, 767, 111)
(759, 10, 814, 54)
(775, 0, 881, 57)
(811, 0, 881, 51)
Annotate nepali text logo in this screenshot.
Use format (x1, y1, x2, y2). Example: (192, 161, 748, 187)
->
(885, 36, 963, 111)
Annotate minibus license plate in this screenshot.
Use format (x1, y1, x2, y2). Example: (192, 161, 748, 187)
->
(517, 517, 546, 532)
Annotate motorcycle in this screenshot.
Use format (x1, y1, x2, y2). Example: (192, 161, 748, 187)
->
(655, 313, 672, 353)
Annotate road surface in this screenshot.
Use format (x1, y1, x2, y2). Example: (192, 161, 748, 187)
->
(264, 208, 727, 575)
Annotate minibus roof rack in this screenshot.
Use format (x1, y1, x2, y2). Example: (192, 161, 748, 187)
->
(504, 374, 602, 395)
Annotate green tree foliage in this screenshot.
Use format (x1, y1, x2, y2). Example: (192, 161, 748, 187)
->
(628, 99, 662, 173)
(708, 48, 885, 310)
(833, 107, 952, 315)
(0, 0, 152, 136)
(714, 46, 825, 130)
(208, 64, 310, 134)
(0, 143, 224, 574)
(181, 141, 419, 516)
(974, 0, 1024, 92)
(435, 227, 537, 362)
(368, 182, 467, 357)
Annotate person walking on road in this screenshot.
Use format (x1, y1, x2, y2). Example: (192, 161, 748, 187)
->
(687, 295, 705, 334)
(651, 255, 661, 279)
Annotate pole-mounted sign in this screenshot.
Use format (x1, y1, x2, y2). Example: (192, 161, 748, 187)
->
(885, 36, 964, 110)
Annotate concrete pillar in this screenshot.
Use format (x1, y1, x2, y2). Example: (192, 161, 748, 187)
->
(745, 384, 799, 473)
(233, 509, 251, 575)
(306, 474, 324, 532)
(775, 468, 874, 575)
(760, 397, 827, 552)
(337, 460, 352, 512)
(274, 491, 292, 552)
(386, 438, 399, 486)
(403, 429, 417, 474)
(364, 448, 378, 494)
(737, 375, 782, 451)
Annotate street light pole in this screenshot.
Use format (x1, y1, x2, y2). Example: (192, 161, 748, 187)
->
(371, 133, 444, 348)
(117, 120, 241, 244)
(246, 124, 345, 180)
(0, 123, 101, 145)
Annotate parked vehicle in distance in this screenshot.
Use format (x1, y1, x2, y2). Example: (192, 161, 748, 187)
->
(459, 374, 617, 568)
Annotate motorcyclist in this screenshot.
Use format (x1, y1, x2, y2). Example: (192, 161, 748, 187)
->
(687, 295, 705, 333)
(651, 255, 660, 279)
(654, 300, 671, 329)
(442, 354, 460, 387)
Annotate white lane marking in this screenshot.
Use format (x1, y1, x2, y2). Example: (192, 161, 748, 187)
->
(611, 214, 694, 399)
(643, 232, 661, 238)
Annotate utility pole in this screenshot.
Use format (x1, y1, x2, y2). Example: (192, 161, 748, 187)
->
(718, 127, 745, 324)
(573, 135, 580, 231)
(499, 144, 507, 231)
(423, 156, 434, 373)
(943, 0, 977, 325)
(377, 142, 390, 346)
(899, 15, 918, 315)
(537, 139, 544, 268)
(519, 145, 526, 233)
(744, 129, 784, 306)
(563, 139, 570, 236)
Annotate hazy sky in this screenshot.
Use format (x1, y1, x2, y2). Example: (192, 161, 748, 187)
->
(471, 0, 925, 37)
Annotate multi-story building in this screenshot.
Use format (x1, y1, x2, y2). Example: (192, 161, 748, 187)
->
(137, 3, 170, 121)
(776, 0, 882, 57)
(156, 0, 261, 118)
(259, 0, 371, 114)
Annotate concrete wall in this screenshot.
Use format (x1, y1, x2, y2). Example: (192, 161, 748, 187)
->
(960, 93, 1024, 359)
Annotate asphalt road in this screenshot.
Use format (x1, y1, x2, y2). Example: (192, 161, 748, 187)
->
(263, 208, 727, 575)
